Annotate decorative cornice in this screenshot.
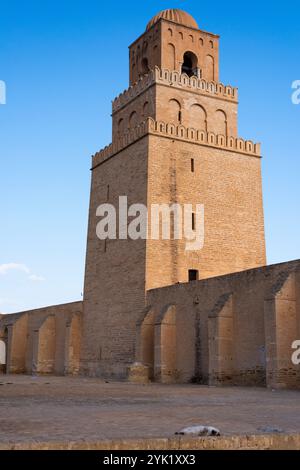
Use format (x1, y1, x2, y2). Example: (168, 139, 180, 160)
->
(112, 67, 238, 113)
(92, 118, 261, 169)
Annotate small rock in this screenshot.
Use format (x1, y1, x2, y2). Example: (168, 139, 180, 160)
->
(175, 425, 221, 437)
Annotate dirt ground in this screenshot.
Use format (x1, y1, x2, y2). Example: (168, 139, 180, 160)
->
(0, 375, 299, 444)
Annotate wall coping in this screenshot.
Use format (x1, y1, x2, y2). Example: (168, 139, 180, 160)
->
(112, 67, 238, 113)
(92, 118, 261, 169)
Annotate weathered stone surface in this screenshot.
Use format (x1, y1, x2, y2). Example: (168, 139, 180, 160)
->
(0, 376, 300, 448)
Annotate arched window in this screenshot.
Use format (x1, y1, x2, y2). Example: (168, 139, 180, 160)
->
(118, 118, 124, 135)
(143, 101, 149, 117)
(214, 110, 227, 135)
(189, 104, 207, 131)
(0, 340, 6, 366)
(168, 99, 181, 124)
(205, 55, 215, 81)
(129, 111, 138, 128)
(182, 51, 198, 77)
(167, 43, 176, 70)
(141, 58, 149, 75)
(0, 327, 8, 373)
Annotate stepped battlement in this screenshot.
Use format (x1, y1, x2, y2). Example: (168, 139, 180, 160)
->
(112, 67, 238, 113)
(92, 118, 260, 169)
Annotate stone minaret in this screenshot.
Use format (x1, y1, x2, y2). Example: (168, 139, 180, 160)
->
(81, 9, 266, 378)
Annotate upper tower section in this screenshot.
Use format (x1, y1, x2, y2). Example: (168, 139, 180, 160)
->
(129, 8, 219, 85)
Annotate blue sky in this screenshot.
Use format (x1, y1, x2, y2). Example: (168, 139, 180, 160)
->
(0, 0, 299, 313)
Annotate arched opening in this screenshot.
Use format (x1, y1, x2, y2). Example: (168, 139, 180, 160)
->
(214, 109, 227, 136)
(182, 51, 198, 77)
(205, 55, 215, 81)
(167, 43, 176, 70)
(155, 305, 177, 383)
(64, 314, 81, 376)
(143, 101, 149, 118)
(34, 316, 56, 374)
(168, 99, 181, 124)
(142, 41, 148, 53)
(141, 57, 149, 75)
(129, 111, 138, 129)
(0, 327, 8, 374)
(188, 104, 207, 131)
(0, 339, 6, 373)
(118, 118, 124, 136)
(137, 308, 155, 380)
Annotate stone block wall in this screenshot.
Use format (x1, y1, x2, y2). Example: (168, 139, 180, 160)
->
(0, 302, 82, 375)
(136, 260, 300, 388)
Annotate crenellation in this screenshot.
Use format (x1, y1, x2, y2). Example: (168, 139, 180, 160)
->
(112, 67, 238, 114)
(93, 118, 260, 169)
(5, 9, 297, 391)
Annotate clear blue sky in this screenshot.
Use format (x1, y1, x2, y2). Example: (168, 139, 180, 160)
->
(0, 0, 299, 313)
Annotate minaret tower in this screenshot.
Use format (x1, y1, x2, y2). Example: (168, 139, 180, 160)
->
(81, 9, 266, 378)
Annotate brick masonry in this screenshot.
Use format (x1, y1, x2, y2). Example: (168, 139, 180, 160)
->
(0, 9, 299, 389)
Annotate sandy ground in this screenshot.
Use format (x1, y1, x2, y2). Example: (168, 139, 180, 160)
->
(0, 375, 299, 443)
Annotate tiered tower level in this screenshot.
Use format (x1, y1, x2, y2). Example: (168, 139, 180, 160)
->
(82, 9, 266, 377)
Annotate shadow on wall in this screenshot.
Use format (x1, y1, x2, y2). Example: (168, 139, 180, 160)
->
(133, 261, 300, 389)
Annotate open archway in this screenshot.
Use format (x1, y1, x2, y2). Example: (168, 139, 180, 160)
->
(0, 327, 8, 374)
(141, 57, 149, 75)
(0, 339, 6, 373)
(182, 51, 198, 77)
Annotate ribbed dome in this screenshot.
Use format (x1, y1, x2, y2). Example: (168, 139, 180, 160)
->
(146, 9, 198, 31)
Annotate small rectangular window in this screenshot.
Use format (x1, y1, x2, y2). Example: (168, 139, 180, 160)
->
(192, 212, 195, 230)
(188, 269, 199, 282)
(191, 158, 194, 172)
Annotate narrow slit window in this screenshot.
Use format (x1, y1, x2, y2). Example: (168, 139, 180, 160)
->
(191, 158, 195, 172)
(192, 212, 195, 230)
